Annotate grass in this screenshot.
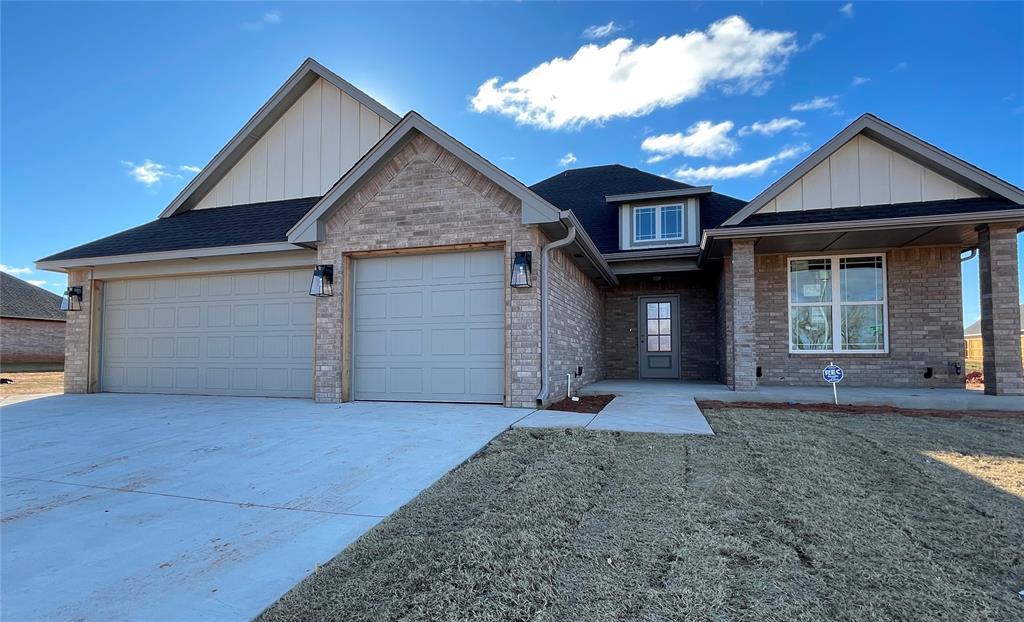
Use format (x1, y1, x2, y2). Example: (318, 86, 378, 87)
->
(259, 407, 1024, 622)
(0, 371, 63, 396)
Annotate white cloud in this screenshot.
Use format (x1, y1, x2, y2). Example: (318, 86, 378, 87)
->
(641, 121, 738, 162)
(243, 9, 282, 31)
(471, 16, 798, 130)
(851, 76, 871, 86)
(263, 10, 281, 24)
(0, 264, 32, 275)
(803, 32, 826, 50)
(670, 143, 809, 182)
(582, 21, 622, 39)
(791, 95, 838, 111)
(840, 3, 854, 17)
(27, 279, 47, 287)
(738, 117, 804, 137)
(179, 164, 202, 174)
(559, 152, 578, 167)
(121, 159, 179, 186)
(890, 61, 908, 72)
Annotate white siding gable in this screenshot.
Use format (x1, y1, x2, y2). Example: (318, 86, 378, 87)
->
(756, 135, 982, 214)
(196, 78, 394, 209)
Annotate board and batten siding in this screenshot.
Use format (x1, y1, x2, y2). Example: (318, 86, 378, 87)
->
(196, 78, 395, 209)
(756, 135, 981, 214)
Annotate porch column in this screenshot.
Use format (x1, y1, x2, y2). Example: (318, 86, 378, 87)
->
(64, 269, 97, 394)
(977, 223, 1024, 395)
(730, 239, 757, 391)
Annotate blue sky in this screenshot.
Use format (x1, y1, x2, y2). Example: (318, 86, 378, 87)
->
(2, 2, 1022, 325)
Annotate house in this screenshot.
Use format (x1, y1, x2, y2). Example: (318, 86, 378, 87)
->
(36, 59, 1024, 403)
(964, 304, 1024, 371)
(1, 272, 66, 371)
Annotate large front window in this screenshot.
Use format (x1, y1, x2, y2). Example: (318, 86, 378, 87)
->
(789, 255, 887, 353)
(634, 205, 684, 242)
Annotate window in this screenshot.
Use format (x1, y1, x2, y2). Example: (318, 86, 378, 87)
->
(789, 255, 887, 353)
(646, 302, 672, 352)
(633, 204, 684, 243)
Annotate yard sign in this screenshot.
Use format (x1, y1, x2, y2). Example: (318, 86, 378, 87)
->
(822, 362, 843, 405)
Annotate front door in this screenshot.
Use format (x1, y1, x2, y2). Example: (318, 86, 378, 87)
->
(638, 296, 680, 379)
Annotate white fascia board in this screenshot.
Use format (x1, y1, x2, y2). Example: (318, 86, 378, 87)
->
(286, 112, 563, 243)
(35, 242, 305, 272)
(159, 58, 400, 219)
(721, 114, 1024, 227)
(605, 186, 712, 203)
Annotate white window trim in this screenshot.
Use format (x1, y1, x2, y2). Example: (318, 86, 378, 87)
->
(787, 253, 889, 355)
(632, 204, 685, 244)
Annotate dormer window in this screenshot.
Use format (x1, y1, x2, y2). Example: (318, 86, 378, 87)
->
(634, 205, 684, 243)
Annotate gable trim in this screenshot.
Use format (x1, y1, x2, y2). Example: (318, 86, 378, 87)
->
(159, 58, 400, 219)
(605, 186, 712, 203)
(721, 114, 1024, 227)
(286, 111, 562, 243)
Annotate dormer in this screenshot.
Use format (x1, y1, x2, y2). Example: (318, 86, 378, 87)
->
(607, 187, 711, 251)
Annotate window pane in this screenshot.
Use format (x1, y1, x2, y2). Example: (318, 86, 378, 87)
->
(647, 319, 660, 335)
(635, 208, 656, 241)
(646, 302, 659, 319)
(647, 336, 659, 352)
(659, 336, 672, 352)
(840, 256, 884, 302)
(790, 259, 832, 303)
(661, 205, 683, 239)
(659, 303, 671, 318)
(791, 305, 833, 350)
(658, 319, 671, 335)
(842, 304, 885, 350)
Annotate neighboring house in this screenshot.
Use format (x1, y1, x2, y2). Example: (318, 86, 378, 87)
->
(964, 304, 1024, 370)
(37, 59, 1024, 402)
(1, 272, 66, 371)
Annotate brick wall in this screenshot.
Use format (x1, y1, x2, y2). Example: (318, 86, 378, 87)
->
(63, 270, 93, 393)
(978, 223, 1024, 395)
(546, 246, 605, 401)
(603, 271, 719, 381)
(754, 246, 965, 387)
(716, 258, 733, 387)
(317, 130, 544, 407)
(0, 317, 65, 368)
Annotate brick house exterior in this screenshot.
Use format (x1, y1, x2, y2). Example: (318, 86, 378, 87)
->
(0, 272, 66, 371)
(38, 60, 1024, 403)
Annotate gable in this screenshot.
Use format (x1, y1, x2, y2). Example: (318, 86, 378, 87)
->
(757, 135, 982, 214)
(195, 78, 395, 209)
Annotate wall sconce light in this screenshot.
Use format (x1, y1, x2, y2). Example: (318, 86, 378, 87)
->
(309, 264, 334, 297)
(510, 251, 532, 288)
(60, 286, 83, 312)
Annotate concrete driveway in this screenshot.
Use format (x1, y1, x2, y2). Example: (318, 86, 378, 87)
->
(1, 394, 530, 621)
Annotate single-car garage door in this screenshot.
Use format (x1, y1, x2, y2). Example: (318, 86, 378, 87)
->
(101, 270, 313, 398)
(352, 249, 505, 403)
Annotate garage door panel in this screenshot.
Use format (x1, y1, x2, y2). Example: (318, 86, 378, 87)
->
(101, 269, 313, 398)
(353, 251, 505, 403)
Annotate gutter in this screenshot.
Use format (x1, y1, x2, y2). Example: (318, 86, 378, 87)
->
(536, 222, 577, 405)
(558, 210, 618, 287)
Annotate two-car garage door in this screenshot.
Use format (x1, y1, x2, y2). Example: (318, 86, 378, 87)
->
(101, 270, 313, 398)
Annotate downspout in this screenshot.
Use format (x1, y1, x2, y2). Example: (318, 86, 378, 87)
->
(536, 224, 577, 405)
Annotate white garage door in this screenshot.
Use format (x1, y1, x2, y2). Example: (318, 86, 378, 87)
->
(101, 270, 313, 398)
(353, 250, 505, 403)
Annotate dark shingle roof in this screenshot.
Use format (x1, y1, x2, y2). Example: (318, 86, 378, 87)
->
(964, 304, 1024, 337)
(1, 272, 65, 321)
(39, 197, 320, 262)
(529, 164, 747, 254)
(720, 197, 1020, 229)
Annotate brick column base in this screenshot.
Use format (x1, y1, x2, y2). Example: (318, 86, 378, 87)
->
(978, 223, 1024, 395)
(730, 240, 757, 391)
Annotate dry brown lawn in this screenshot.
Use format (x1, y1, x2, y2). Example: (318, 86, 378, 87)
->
(0, 371, 63, 396)
(260, 407, 1024, 622)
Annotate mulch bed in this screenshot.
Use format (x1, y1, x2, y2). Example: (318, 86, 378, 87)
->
(546, 394, 616, 414)
(696, 399, 1024, 419)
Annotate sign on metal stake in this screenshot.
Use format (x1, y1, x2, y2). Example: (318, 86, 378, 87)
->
(822, 362, 843, 405)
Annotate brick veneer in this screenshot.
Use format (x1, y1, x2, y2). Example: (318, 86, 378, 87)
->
(316, 130, 544, 406)
(547, 247, 605, 399)
(730, 240, 757, 390)
(62, 269, 93, 393)
(977, 224, 1024, 395)
(754, 246, 965, 388)
(603, 271, 719, 381)
(0, 317, 65, 368)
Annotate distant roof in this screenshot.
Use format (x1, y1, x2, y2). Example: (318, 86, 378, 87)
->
(39, 197, 318, 263)
(1, 272, 65, 321)
(721, 197, 1019, 229)
(964, 305, 1024, 337)
(530, 164, 746, 254)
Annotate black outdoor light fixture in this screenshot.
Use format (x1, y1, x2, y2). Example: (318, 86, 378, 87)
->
(60, 286, 83, 312)
(309, 264, 334, 297)
(510, 251, 532, 288)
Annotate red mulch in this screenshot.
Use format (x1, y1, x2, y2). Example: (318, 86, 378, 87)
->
(547, 394, 616, 414)
(696, 399, 1024, 420)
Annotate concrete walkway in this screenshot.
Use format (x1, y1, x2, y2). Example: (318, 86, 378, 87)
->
(514, 381, 714, 435)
